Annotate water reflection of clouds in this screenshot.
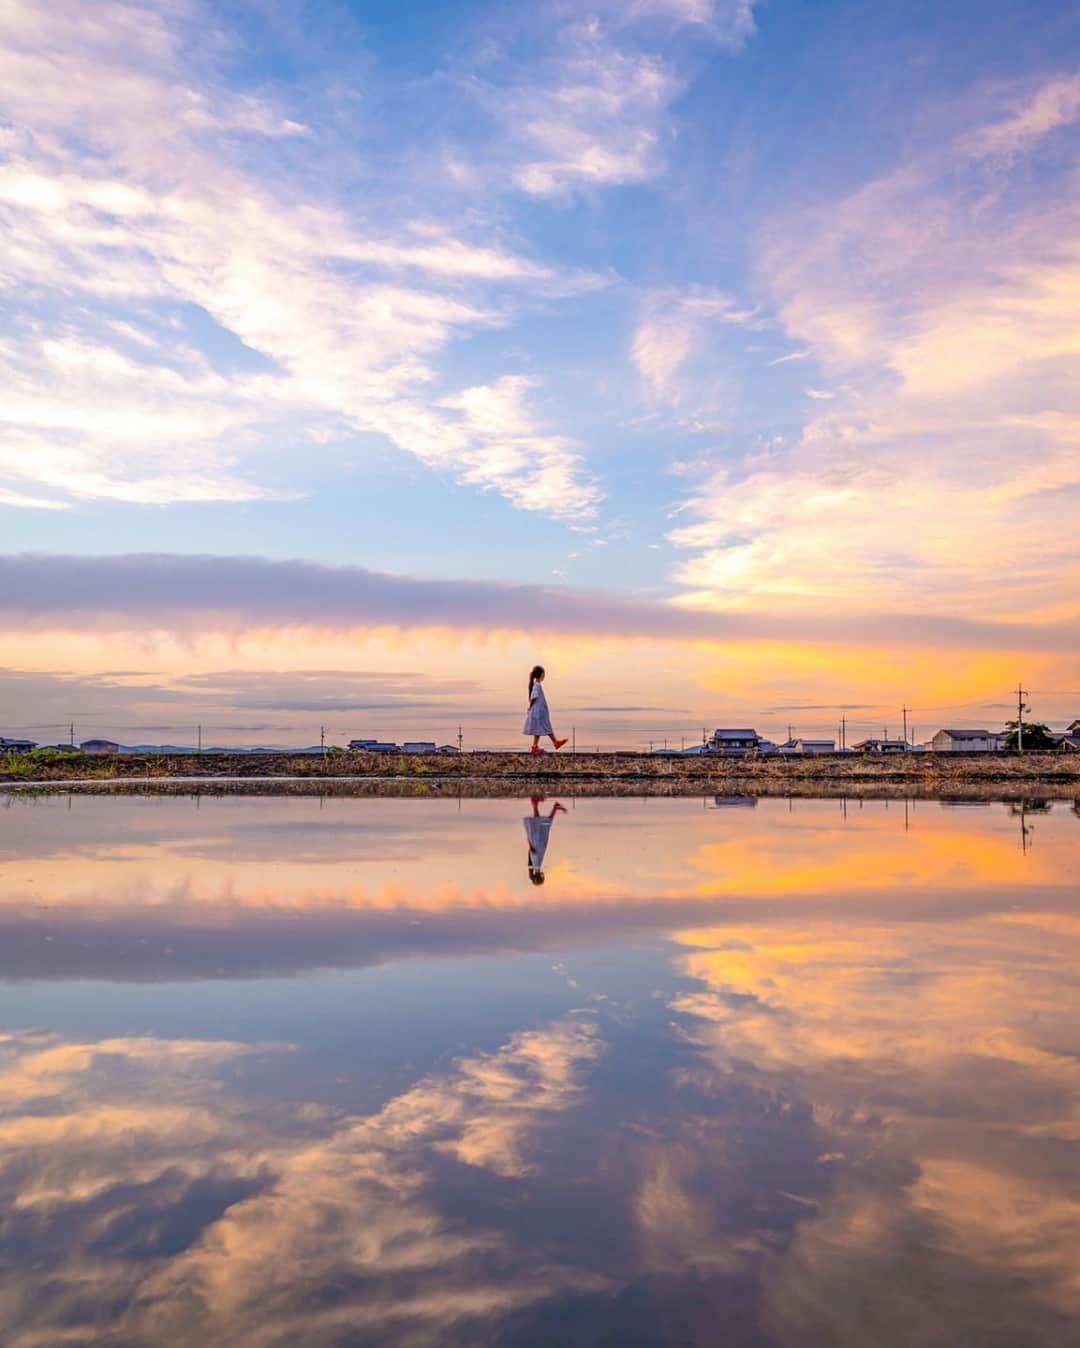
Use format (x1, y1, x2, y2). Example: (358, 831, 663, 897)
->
(671, 910, 1080, 1343)
(0, 1019, 605, 1347)
(1, 796, 1077, 984)
(1, 796, 1079, 1344)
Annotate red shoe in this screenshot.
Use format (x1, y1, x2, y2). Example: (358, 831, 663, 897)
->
(553, 738, 568, 750)
(531, 745, 547, 754)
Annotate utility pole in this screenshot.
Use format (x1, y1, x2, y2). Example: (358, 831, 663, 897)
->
(69, 721, 75, 747)
(457, 725, 463, 754)
(901, 704, 909, 748)
(320, 724, 326, 755)
(197, 724, 202, 755)
(572, 726, 576, 757)
(840, 715, 846, 751)
(1016, 684, 1028, 752)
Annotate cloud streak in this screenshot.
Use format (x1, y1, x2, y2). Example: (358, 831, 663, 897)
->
(0, 552, 1074, 652)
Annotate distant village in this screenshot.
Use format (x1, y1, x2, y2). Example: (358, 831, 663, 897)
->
(2, 722, 1079, 758)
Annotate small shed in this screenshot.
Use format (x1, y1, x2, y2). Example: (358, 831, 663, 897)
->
(402, 741, 437, 754)
(79, 739, 121, 754)
(853, 738, 908, 754)
(931, 729, 996, 752)
(791, 738, 835, 755)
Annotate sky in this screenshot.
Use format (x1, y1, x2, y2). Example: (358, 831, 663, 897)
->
(1, 0, 1078, 748)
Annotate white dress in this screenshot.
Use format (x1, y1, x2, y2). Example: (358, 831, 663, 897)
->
(524, 814, 553, 871)
(523, 681, 553, 736)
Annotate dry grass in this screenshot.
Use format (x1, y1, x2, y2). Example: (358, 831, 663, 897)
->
(2, 749, 1077, 801)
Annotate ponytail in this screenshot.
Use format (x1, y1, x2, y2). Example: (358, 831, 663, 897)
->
(528, 664, 545, 697)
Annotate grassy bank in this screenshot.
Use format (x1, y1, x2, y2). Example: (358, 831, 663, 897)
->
(2, 748, 1077, 797)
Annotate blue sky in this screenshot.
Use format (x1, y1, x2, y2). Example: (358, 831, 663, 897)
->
(1, 0, 1078, 744)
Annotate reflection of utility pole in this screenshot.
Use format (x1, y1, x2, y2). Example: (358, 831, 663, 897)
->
(1019, 799, 1031, 853)
(1016, 684, 1029, 752)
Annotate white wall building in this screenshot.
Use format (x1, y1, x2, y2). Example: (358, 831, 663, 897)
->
(931, 729, 998, 752)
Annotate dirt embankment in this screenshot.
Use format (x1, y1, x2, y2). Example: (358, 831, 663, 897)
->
(2, 749, 1077, 800)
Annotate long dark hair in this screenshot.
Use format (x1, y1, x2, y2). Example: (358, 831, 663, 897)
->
(529, 664, 545, 696)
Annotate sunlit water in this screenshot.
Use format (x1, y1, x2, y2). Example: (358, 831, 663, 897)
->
(1, 791, 1077, 1347)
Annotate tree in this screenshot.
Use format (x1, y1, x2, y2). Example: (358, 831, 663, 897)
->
(1002, 720, 1055, 751)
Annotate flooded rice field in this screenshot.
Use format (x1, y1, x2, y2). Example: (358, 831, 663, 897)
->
(1, 791, 1077, 1347)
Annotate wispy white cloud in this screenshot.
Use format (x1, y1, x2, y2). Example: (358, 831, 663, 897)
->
(0, 0, 598, 518)
(472, 3, 758, 202)
(671, 74, 1080, 623)
(439, 376, 602, 521)
(633, 288, 758, 399)
(505, 20, 678, 199)
(965, 71, 1080, 159)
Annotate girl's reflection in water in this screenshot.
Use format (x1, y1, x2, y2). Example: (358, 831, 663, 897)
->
(524, 795, 566, 885)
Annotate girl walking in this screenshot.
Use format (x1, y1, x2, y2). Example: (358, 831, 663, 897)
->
(523, 665, 568, 754)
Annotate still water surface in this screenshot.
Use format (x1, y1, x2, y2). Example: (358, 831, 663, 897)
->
(1, 792, 1078, 1346)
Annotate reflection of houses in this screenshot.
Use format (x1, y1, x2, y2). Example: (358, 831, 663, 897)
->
(781, 738, 835, 756)
(79, 739, 120, 754)
(712, 795, 758, 808)
(931, 729, 1000, 752)
(0, 737, 36, 753)
(852, 738, 908, 754)
(706, 729, 761, 755)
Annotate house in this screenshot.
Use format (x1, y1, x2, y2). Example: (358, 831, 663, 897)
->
(79, 739, 120, 754)
(0, 737, 37, 753)
(1057, 734, 1080, 753)
(706, 728, 761, 755)
(1067, 720, 1080, 734)
(931, 729, 998, 752)
(402, 741, 437, 754)
(852, 738, 908, 754)
(436, 744, 461, 755)
(781, 738, 836, 755)
(349, 738, 378, 750)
